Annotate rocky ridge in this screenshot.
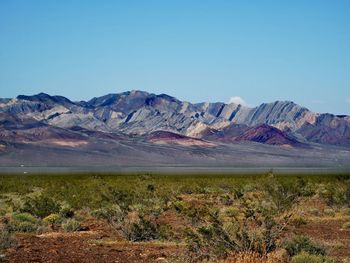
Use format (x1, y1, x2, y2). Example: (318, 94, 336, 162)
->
(0, 90, 349, 147)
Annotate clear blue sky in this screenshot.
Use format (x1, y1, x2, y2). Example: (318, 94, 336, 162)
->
(0, 0, 349, 114)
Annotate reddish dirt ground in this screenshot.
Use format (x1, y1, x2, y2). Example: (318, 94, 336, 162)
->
(296, 219, 350, 258)
(5, 218, 350, 262)
(4, 202, 350, 262)
(5, 219, 185, 263)
(7, 235, 183, 263)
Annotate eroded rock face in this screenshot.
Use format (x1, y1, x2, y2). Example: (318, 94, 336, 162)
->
(0, 91, 349, 147)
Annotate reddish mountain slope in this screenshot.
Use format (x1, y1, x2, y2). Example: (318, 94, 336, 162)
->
(234, 124, 304, 147)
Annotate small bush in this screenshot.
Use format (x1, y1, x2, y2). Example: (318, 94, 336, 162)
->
(92, 204, 124, 223)
(12, 212, 37, 224)
(323, 209, 335, 217)
(225, 207, 240, 218)
(264, 177, 298, 213)
(230, 251, 269, 263)
(62, 219, 81, 232)
(147, 184, 155, 192)
(0, 226, 16, 251)
(291, 252, 337, 263)
(285, 235, 326, 257)
(43, 214, 61, 226)
(309, 208, 321, 217)
(220, 194, 233, 206)
(126, 217, 159, 242)
(158, 224, 173, 240)
(101, 189, 133, 211)
(16, 221, 38, 232)
(291, 216, 307, 227)
(173, 200, 186, 213)
(291, 252, 323, 263)
(341, 208, 350, 216)
(59, 205, 74, 218)
(9, 213, 40, 233)
(319, 184, 348, 207)
(22, 195, 60, 218)
(342, 222, 350, 229)
(36, 225, 50, 235)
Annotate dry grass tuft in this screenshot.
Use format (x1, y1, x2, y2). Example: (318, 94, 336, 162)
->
(222, 250, 288, 263)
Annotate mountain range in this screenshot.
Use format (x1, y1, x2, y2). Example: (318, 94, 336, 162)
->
(0, 90, 349, 171)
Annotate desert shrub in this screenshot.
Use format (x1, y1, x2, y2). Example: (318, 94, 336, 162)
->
(345, 187, 350, 206)
(147, 184, 155, 192)
(291, 252, 322, 263)
(0, 225, 16, 251)
(309, 208, 321, 217)
(179, 184, 199, 195)
(232, 187, 244, 199)
(173, 200, 186, 213)
(21, 194, 60, 218)
(183, 204, 210, 226)
(185, 228, 210, 262)
(148, 198, 165, 216)
(62, 219, 81, 232)
(284, 235, 326, 257)
(196, 219, 234, 258)
(291, 216, 307, 227)
(158, 224, 173, 240)
(230, 251, 272, 263)
(93, 204, 124, 222)
(100, 188, 134, 211)
(319, 184, 348, 207)
(236, 215, 287, 255)
(17, 221, 38, 232)
(126, 217, 159, 242)
(2, 194, 25, 213)
(12, 212, 37, 224)
(185, 209, 289, 261)
(323, 209, 335, 217)
(59, 204, 74, 218)
(236, 193, 291, 253)
(341, 208, 350, 216)
(9, 212, 40, 233)
(220, 194, 234, 206)
(291, 252, 337, 263)
(131, 198, 165, 217)
(225, 207, 241, 218)
(295, 177, 316, 197)
(264, 179, 298, 213)
(43, 213, 61, 226)
(342, 222, 350, 229)
(36, 225, 50, 235)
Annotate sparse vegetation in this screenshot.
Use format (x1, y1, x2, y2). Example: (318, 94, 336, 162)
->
(291, 252, 337, 263)
(126, 216, 160, 242)
(284, 235, 326, 257)
(62, 218, 81, 232)
(0, 226, 16, 252)
(0, 172, 349, 262)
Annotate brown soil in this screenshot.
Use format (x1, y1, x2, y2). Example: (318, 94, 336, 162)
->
(296, 218, 350, 258)
(5, 219, 184, 263)
(4, 201, 350, 262)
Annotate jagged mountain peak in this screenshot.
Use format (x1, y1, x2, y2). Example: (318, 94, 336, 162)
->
(17, 92, 51, 100)
(16, 92, 74, 106)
